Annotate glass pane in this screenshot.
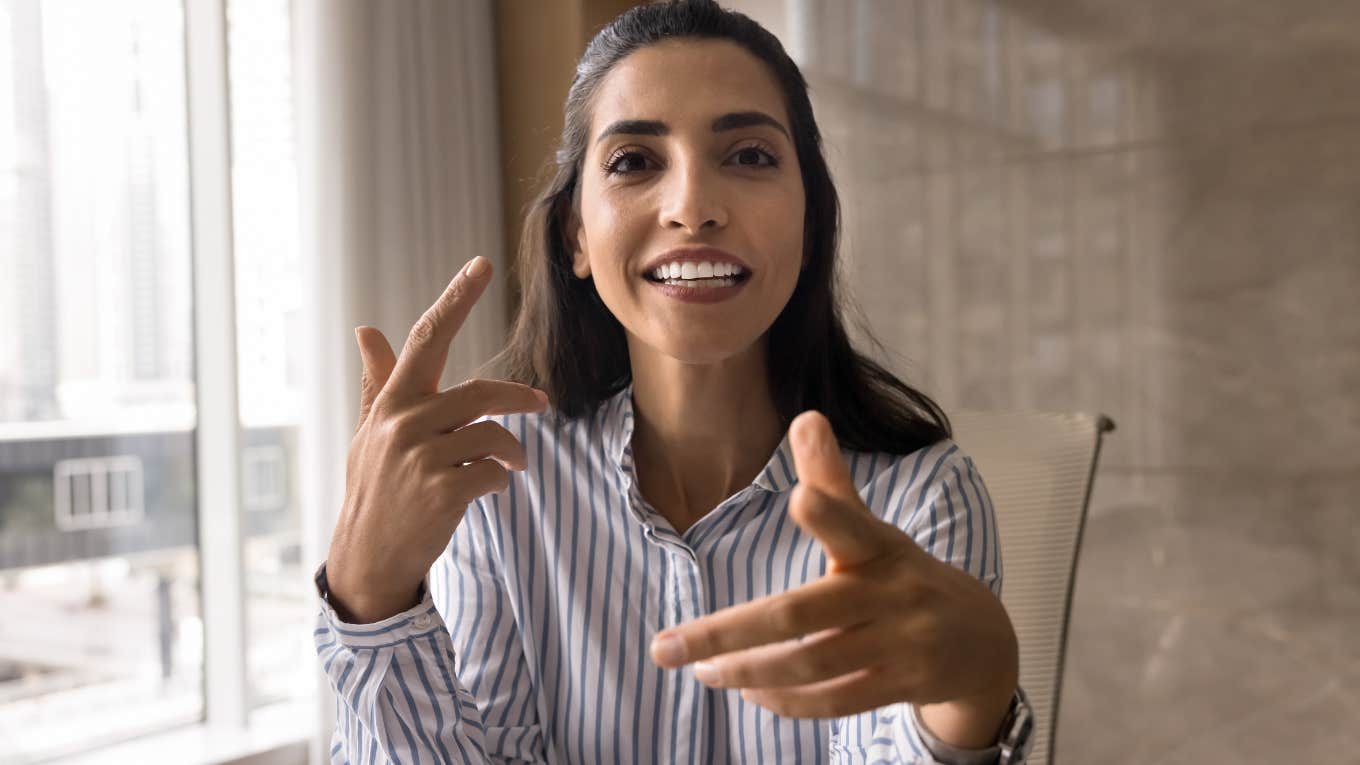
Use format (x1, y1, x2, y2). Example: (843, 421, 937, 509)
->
(0, 0, 202, 759)
(225, 0, 311, 713)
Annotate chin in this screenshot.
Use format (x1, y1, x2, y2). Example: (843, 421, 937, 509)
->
(655, 337, 756, 367)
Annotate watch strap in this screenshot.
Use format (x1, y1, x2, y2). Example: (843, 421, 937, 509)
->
(997, 686, 1035, 765)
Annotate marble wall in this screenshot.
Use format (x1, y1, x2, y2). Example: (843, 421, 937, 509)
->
(726, 1, 1360, 761)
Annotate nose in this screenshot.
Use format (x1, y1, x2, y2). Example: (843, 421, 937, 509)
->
(658, 157, 728, 234)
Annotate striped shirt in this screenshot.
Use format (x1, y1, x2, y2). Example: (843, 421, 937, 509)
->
(314, 382, 1009, 764)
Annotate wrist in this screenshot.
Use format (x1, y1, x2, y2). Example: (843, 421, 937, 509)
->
(918, 679, 1018, 749)
(322, 562, 423, 624)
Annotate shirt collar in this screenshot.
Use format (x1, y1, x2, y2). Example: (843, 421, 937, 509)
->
(602, 382, 799, 496)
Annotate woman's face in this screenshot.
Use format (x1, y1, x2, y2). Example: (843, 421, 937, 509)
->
(570, 38, 805, 366)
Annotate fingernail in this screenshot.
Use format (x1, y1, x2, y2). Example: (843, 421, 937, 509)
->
(534, 389, 549, 405)
(650, 634, 687, 666)
(464, 256, 487, 278)
(693, 661, 721, 686)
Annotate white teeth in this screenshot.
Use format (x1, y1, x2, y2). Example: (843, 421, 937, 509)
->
(649, 260, 747, 281)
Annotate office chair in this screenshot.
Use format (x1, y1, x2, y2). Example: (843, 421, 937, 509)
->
(950, 410, 1116, 765)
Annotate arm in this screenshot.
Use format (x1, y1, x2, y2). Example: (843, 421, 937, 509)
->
(315, 494, 544, 764)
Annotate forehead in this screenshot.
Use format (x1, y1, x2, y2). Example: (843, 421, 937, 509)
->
(589, 38, 789, 138)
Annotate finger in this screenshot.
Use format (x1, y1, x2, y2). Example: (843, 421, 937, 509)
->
(439, 458, 511, 506)
(649, 577, 875, 667)
(694, 621, 891, 689)
(789, 411, 860, 504)
(740, 666, 905, 719)
(427, 420, 529, 472)
(386, 256, 491, 399)
(358, 368, 378, 432)
(789, 483, 893, 569)
(412, 378, 549, 434)
(355, 326, 398, 428)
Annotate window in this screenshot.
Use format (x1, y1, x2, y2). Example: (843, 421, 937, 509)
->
(241, 446, 286, 514)
(0, 0, 311, 758)
(53, 455, 146, 531)
(0, 0, 203, 758)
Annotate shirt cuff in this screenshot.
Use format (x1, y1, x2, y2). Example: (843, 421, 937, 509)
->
(910, 702, 1003, 765)
(313, 562, 440, 649)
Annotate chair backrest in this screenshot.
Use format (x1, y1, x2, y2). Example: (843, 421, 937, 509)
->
(949, 410, 1115, 765)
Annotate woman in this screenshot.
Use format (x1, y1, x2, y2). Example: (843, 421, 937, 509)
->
(317, 1, 1031, 763)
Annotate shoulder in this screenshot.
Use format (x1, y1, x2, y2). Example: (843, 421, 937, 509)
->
(847, 438, 992, 526)
(472, 404, 614, 500)
(847, 439, 1003, 590)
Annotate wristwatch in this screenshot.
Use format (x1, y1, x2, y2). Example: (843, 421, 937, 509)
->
(910, 685, 1035, 764)
(995, 686, 1035, 764)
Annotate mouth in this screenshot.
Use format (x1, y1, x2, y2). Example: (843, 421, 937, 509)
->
(642, 262, 753, 289)
(642, 263, 751, 305)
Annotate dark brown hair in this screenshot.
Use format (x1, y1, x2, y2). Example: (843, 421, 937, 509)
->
(489, 0, 950, 454)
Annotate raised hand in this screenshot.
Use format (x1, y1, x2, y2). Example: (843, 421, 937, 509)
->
(325, 256, 549, 623)
(648, 411, 1018, 720)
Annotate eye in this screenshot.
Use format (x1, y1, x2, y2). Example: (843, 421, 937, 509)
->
(602, 149, 654, 176)
(727, 144, 779, 168)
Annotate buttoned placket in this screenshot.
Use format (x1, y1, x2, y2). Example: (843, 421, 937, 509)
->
(607, 382, 797, 762)
(629, 484, 711, 763)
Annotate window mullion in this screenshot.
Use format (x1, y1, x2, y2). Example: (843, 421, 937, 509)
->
(185, 0, 248, 730)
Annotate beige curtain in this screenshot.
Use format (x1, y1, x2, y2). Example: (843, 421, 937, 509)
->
(291, 0, 503, 758)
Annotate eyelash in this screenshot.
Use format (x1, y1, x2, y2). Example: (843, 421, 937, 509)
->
(600, 143, 781, 176)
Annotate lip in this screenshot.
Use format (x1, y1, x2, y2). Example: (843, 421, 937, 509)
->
(646, 276, 748, 304)
(641, 246, 753, 277)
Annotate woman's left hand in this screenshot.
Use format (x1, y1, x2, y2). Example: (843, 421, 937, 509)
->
(648, 411, 1019, 719)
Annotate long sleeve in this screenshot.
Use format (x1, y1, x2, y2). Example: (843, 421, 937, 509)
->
(834, 441, 1015, 765)
(314, 495, 545, 764)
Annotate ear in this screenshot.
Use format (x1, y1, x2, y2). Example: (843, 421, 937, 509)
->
(565, 212, 591, 279)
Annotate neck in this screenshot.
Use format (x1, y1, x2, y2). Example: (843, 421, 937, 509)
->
(627, 337, 785, 535)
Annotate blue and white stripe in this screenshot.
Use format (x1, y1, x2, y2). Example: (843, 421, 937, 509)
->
(315, 383, 1006, 764)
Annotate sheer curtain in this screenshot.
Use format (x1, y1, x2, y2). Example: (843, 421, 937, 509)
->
(291, 0, 504, 757)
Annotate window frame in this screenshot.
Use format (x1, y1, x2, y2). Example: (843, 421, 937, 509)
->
(185, 0, 250, 737)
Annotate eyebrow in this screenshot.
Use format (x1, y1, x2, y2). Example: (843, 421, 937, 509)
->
(594, 111, 791, 145)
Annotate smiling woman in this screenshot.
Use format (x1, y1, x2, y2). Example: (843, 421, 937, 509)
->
(314, 1, 1032, 763)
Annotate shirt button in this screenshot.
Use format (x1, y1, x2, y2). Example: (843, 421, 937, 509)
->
(412, 613, 432, 630)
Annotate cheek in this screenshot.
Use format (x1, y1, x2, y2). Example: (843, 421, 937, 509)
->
(581, 198, 648, 305)
(761, 188, 805, 275)
(585, 193, 645, 262)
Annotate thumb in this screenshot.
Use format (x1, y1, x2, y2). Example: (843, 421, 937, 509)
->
(789, 411, 887, 567)
(355, 326, 397, 429)
(789, 411, 859, 503)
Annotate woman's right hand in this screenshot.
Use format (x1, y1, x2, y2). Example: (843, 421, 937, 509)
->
(325, 256, 548, 624)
